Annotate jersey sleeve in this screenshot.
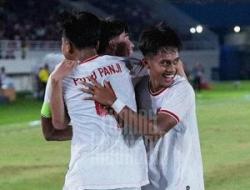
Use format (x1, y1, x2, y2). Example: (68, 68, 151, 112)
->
(125, 58, 148, 78)
(106, 62, 137, 112)
(40, 76, 52, 118)
(124, 58, 148, 87)
(158, 81, 195, 123)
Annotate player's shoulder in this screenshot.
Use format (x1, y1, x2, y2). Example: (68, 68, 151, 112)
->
(99, 55, 131, 74)
(76, 55, 124, 70)
(172, 76, 195, 95)
(99, 55, 125, 63)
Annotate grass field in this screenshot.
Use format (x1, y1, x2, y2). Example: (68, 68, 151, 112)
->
(0, 81, 250, 190)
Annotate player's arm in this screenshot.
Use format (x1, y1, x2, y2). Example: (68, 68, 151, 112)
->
(50, 59, 77, 130)
(50, 76, 69, 129)
(40, 80, 72, 140)
(83, 79, 177, 136)
(40, 59, 76, 140)
(41, 116, 72, 141)
(115, 105, 177, 136)
(40, 94, 72, 140)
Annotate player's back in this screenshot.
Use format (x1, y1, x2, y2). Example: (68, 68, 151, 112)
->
(63, 55, 148, 190)
(64, 55, 131, 148)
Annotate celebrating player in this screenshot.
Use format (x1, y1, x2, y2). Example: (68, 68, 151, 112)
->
(83, 23, 205, 190)
(40, 19, 145, 140)
(42, 11, 148, 190)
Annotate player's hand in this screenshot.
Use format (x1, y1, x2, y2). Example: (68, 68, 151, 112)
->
(51, 59, 78, 81)
(82, 78, 117, 106)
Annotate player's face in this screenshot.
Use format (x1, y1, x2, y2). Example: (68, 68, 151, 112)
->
(146, 48, 179, 91)
(112, 32, 134, 57)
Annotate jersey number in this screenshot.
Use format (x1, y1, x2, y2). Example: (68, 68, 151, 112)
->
(94, 81, 115, 116)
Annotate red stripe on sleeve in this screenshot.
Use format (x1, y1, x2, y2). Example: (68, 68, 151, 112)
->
(158, 109, 180, 123)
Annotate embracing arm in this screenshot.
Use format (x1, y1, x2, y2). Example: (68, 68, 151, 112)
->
(40, 76, 72, 140)
(41, 116, 72, 141)
(40, 59, 77, 140)
(117, 106, 177, 136)
(40, 88, 72, 140)
(50, 59, 77, 130)
(83, 79, 177, 136)
(50, 76, 69, 130)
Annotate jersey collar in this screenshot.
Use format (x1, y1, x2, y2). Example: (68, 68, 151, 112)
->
(78, 55, 99, 65)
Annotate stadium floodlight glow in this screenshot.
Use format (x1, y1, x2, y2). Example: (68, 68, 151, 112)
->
(196, 25, 203, 33)
(234, 26, 240, 33)
(190, 27, 196, 34)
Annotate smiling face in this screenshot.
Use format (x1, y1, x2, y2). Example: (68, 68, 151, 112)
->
(145, 48, 180, 92)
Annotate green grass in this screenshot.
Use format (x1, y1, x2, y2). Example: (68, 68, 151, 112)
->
(196, 83, 250, 190)
(0, 94, 42, 125)
(0, 94, 70, 189)
(0, 82, 250, 190)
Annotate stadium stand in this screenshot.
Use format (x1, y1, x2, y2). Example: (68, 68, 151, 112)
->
(0, 0, 61, 41)
(6, 0, 250, 91)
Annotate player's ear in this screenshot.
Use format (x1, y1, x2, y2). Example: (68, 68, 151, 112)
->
(62, 39, 72, 55)
(109, 39, 116, 50)
(64, 40, 78, 60)
(68, 41, 74, 54)
(142, 58, 150, 69)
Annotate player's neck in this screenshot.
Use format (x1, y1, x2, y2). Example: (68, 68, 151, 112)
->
(149, 80, 162, 93)
(104, 47, 115, 56)
(77, 48, 98, 62)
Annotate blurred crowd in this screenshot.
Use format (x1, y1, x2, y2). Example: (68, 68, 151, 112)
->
(0, 0, 61, 41)
(0, 0, 155, 41)
(90, 0, 154, 40)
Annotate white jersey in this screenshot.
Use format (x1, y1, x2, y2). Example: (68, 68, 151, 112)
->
(41, 56, 148, 119)
(140, 76, 204, 190)
(62, 55, 148, 190)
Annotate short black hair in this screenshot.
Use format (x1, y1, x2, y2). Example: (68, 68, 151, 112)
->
(98, 19, 129, 54)
(139, 23, 182, 57)
(59, 11, 101, 49)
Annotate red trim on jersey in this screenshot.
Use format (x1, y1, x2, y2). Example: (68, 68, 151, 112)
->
(79, 55, 99, 65)
(148, 81, 168, 96)
(158, 109, 180, 123)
